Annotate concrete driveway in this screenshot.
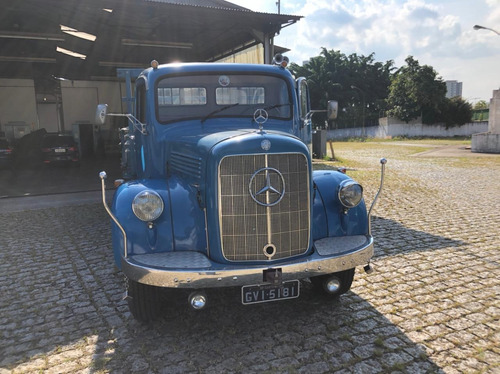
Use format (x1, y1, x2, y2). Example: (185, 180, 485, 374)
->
(0, 141, 498, 373)
(0, 153, 122, 199)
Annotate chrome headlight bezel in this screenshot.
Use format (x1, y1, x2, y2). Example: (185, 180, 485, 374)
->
(132, 190, 164, 222)
(338, 180, 363, 209)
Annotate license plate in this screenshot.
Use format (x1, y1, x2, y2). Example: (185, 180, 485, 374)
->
(55, 149, 66, 153)
(242, 280, 300, 305)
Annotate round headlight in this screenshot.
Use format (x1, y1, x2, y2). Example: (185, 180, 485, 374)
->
(338, 180, 363, 209)
(132, 190, 164, 222)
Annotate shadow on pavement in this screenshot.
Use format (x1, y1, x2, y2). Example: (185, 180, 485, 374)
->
(0, 153, 122, 198)
(0, 205, 446, 373)
(89, 286, 444, 373)
(371, 216, 465, 258)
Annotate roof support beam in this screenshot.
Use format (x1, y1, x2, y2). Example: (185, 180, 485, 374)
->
(0, 30, 65, 42)
(252, 29, 275, 64)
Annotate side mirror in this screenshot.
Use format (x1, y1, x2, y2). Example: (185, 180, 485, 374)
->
(95, 104, 108, 125)
(327, 100, 338, 120)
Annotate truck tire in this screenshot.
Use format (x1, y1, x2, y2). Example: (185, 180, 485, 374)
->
(310, 268, 355, 297)
(126, 278, 162, 322)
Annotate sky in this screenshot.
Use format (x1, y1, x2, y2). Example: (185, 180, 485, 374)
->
(230, 0, 500, 103)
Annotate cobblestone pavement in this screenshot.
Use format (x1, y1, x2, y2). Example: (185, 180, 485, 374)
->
(0, 142, 499, 373)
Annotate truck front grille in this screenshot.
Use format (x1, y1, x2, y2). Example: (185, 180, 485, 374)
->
(218, 153, 310, 261)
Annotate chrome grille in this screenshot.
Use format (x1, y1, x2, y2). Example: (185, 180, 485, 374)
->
(219, 153, 310, 261)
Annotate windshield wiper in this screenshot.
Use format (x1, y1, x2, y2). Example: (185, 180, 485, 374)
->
(264, 103, 291, 111)
(201, 103, 239, 123)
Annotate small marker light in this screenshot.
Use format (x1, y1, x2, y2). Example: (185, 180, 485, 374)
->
(151, 60, 159, 69)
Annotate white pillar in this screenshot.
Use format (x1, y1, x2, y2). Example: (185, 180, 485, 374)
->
(471, 88, 500, 153)
(489, 89, 500, 134)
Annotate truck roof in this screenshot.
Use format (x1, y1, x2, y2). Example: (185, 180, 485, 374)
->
(139, 62, 294, 80)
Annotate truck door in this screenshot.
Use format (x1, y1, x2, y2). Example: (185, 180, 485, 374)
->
(297, 77, 312, 152)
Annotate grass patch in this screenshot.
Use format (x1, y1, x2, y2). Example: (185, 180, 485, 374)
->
(374, 336, 385, 348)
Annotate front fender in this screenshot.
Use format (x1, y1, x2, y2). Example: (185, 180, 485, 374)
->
(312, 170, 368, 240)
(111, 179, 174, 268)
(110, 177, 207, 269)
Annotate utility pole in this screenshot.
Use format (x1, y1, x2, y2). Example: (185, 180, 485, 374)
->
(276, 0, 281, 14)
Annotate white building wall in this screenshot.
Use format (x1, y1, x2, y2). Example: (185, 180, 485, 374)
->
(327, 119, 489, 140)
(60, 80, 125, 131)
(216, 45, 264, 64)
(0, 79, 38, 133)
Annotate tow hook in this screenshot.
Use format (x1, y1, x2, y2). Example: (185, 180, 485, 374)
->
(364, 263, 374, 274)
(264, 268, 283, 285)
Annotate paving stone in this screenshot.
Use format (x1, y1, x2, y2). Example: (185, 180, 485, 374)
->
(0, 144, 499, 373)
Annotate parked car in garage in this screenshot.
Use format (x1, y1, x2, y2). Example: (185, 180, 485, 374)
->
(40, 133, 80, 166)
(0, 139, 14, 171)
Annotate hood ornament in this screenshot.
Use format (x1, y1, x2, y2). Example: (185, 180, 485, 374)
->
(253, 108, 268, 131)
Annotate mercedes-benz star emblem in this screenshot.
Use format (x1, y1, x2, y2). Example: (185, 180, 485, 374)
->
(249, 167, 285, 207)
(253, 108, 269, 130)
(261, 139, 271, 151)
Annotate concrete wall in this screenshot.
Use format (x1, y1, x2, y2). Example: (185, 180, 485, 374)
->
(327, 119, 489, 140)
(0, 79, 38, 134)
(489, 88, 500, 134)
(471, 88, 500, 153)
(471, 132, 500, 153)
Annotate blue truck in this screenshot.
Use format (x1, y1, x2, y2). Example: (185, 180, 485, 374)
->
(97, 55, 386, 321)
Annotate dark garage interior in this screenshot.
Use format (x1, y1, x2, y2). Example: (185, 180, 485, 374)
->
(0, 0, 301, 198)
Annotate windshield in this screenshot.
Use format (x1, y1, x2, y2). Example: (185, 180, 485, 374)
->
(156, 74, 292, 124)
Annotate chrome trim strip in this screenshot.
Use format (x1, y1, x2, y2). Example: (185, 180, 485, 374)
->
(121, 236, 373, 288)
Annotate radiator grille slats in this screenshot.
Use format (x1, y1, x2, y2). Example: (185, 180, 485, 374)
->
(219, 153, 310, 261)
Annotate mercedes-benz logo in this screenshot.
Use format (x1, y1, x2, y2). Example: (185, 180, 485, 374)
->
(261, 139, 271, 151)
(253, 109, 268, 128)
(249, 167, 285, 207)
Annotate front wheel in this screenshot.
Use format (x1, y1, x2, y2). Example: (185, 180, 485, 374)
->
(310, 268, 355, 297)
(126, 278, 162, 322)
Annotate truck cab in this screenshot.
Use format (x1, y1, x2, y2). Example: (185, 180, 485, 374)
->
(98, 57, 385, 321)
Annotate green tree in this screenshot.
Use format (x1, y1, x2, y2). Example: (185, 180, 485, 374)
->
(290, 48, 394, 128)
(473, 100, 488, 110)
(387, 56, 447, 124)
(436, 97, 473, 128)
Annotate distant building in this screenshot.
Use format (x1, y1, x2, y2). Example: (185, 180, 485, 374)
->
(445, 80, 463, 98)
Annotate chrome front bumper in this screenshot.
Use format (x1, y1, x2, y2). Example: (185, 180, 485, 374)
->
(121, 235, 374, 288)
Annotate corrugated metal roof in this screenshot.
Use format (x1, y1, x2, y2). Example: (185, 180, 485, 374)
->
(0, 0, 302, 80)
(146, 0, 301, 17)
(146, 0, 249, 11)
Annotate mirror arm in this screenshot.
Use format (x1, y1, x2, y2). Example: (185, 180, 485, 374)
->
(305, 110, 326, 121)
(107, 113, 148, 135)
